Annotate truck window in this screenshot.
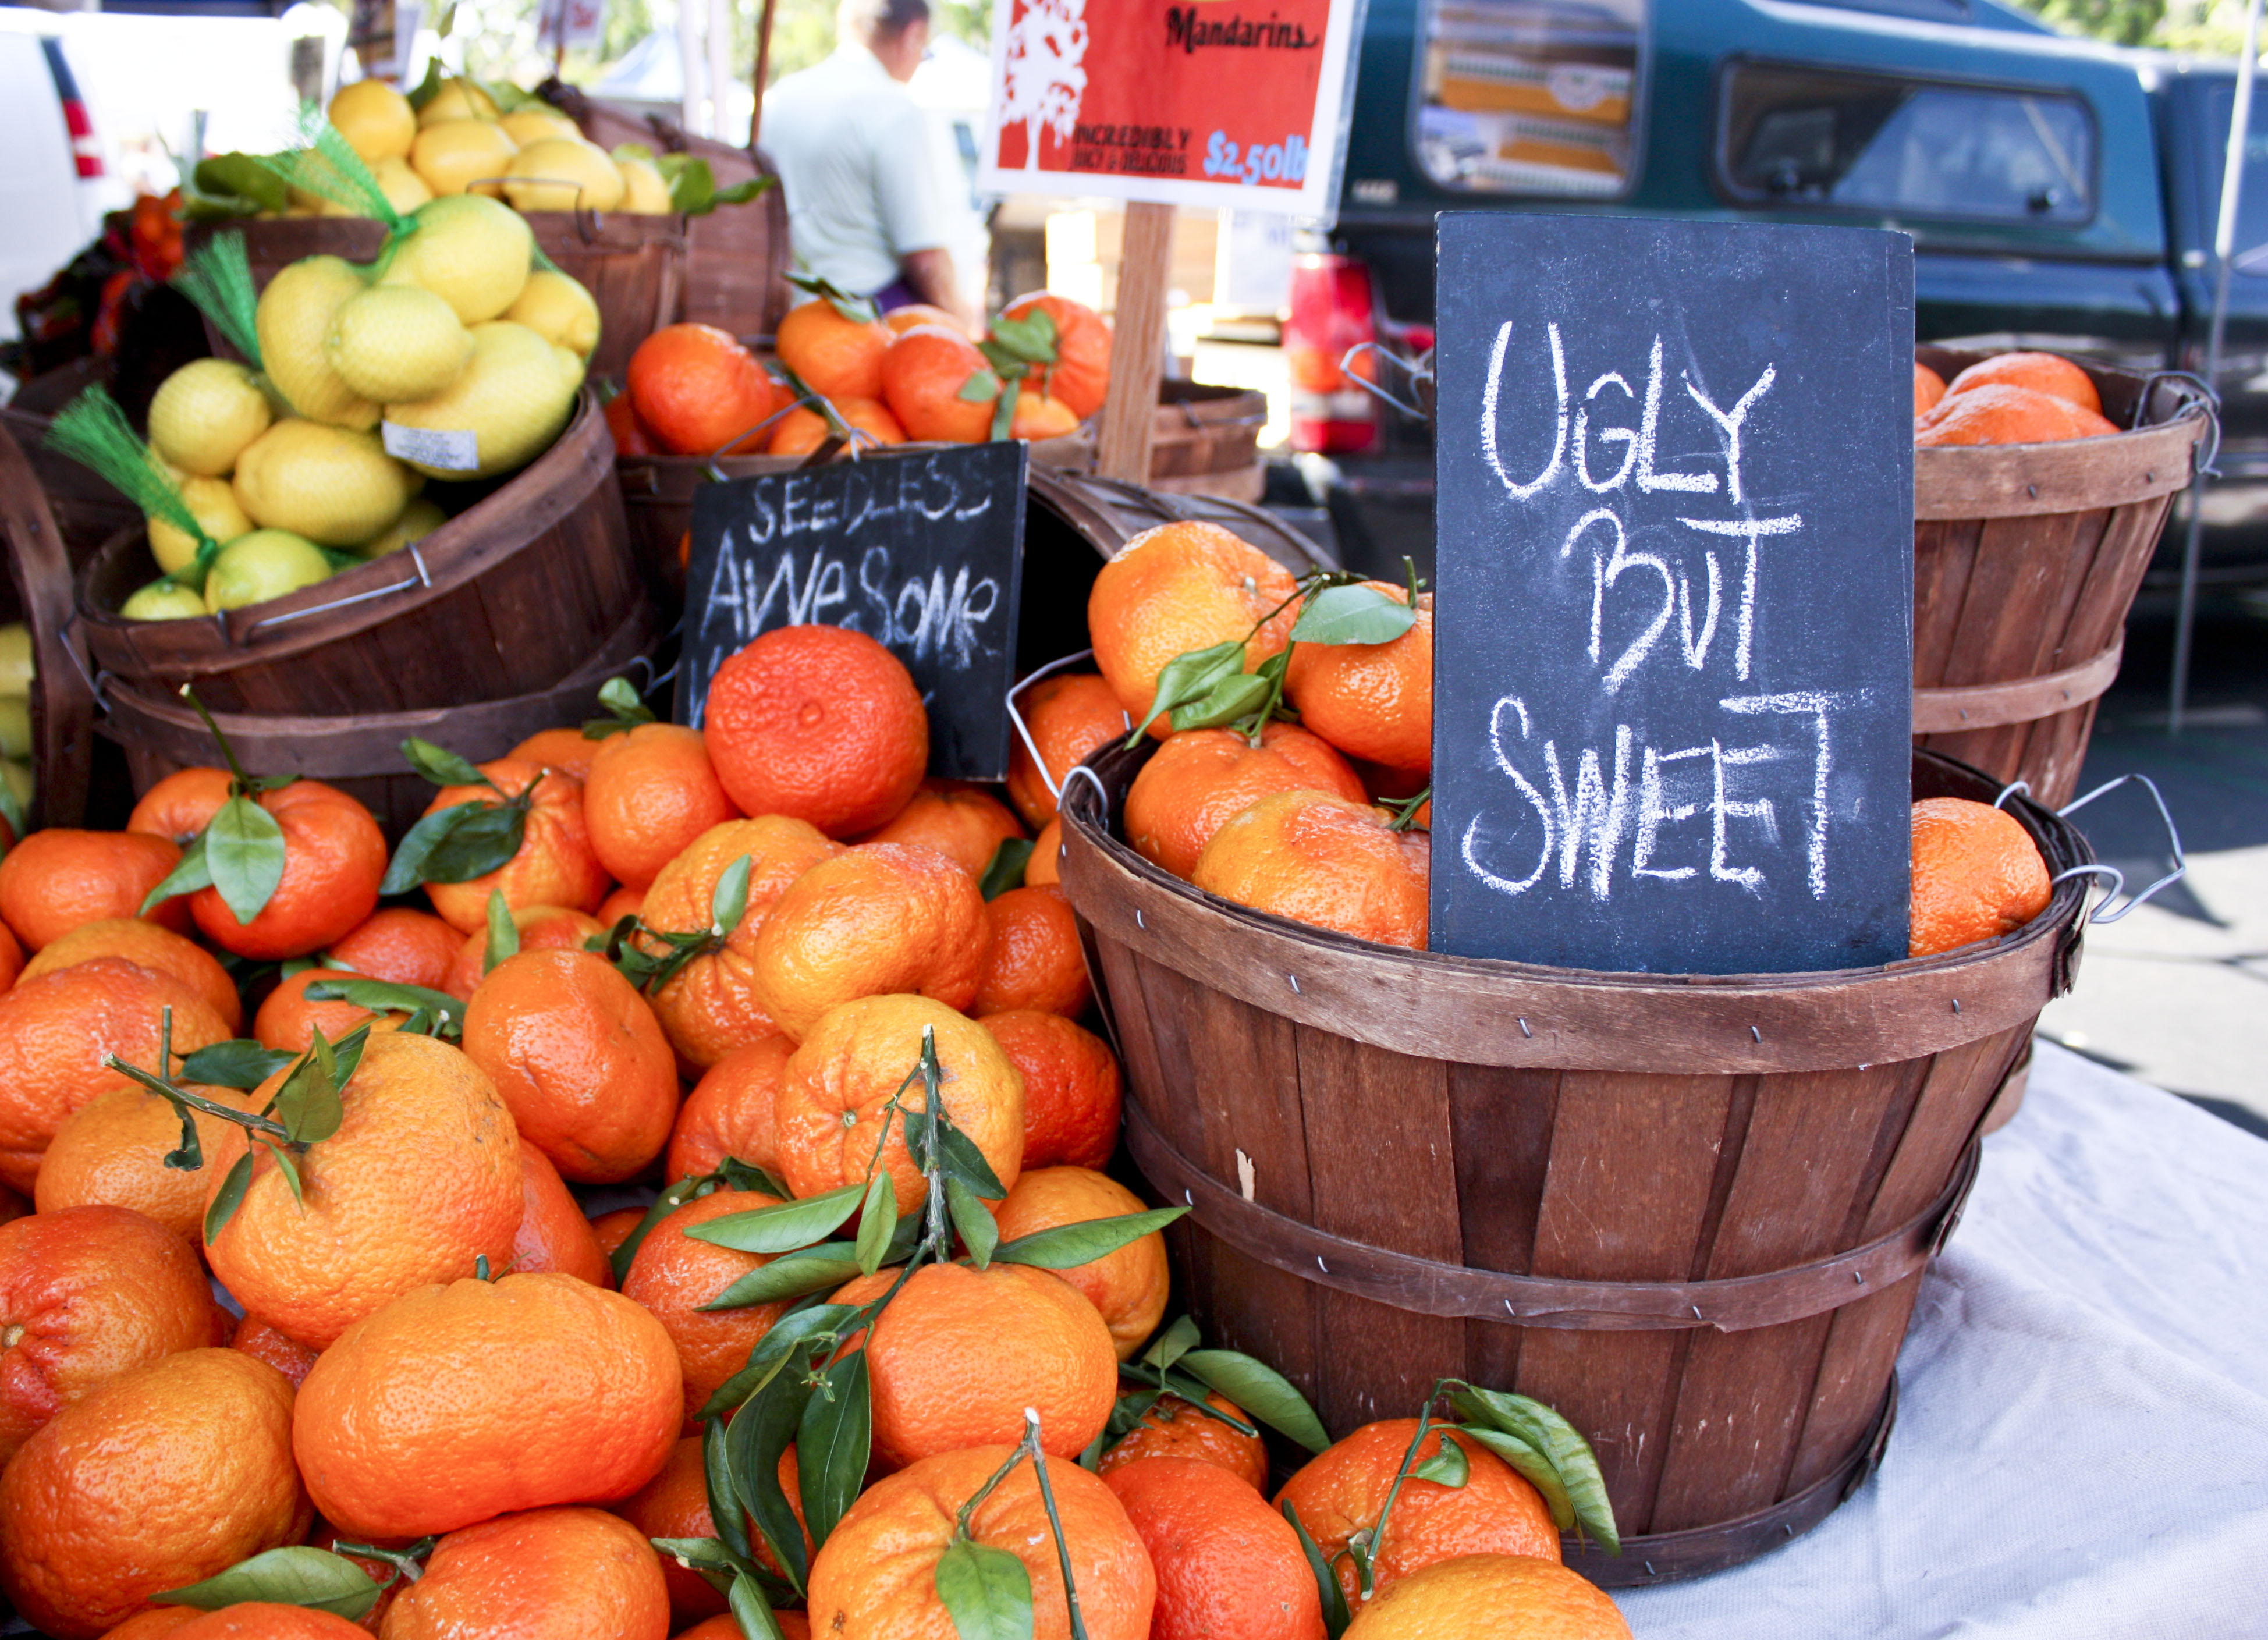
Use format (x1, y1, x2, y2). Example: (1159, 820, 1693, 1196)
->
(2203, 84, 2268, 270)
(1716, 61, 2093, 225)
(1411, 0, 1645, 198)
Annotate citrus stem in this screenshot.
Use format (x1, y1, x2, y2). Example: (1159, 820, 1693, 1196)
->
(1352, 1378, 1454, 1602)
(952, 1442, 1028, 1542)
(177, 684, 253, 791)
(102, 1051, 294, 1148)
(1024, 1411, 1094, 1640)
(1385, 787, 1431, 833)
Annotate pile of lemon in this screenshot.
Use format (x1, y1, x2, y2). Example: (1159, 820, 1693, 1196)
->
(325, 77, 669, 219)
(0, 626, 34, 815)
(121, 197, 597, 621)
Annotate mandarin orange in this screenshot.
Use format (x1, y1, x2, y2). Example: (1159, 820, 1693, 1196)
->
(0, 957, 230, 1192)
(1192, 790, 1430, 949)
(509, 1144, 612, 1286)
(583, 723, 738, 891)
(326, 907, 462, 989)
(293, 1272, 681, 1538)
(766, 395, 907, 455)
(971, 883, 1091, 1017)
(461, 949, 677, 1183)
(375, 1506, 669, 1640)
(1007, 672, 1128, 826)
(169, 1608, 367, 1640)
(1284, 585, 1433, 772)
(1340, 1553, 1631, 1640)
(1914, 361, 1947, 416)
(0, 1348, 308, 1639)
(1027, 816, 1063, 885)
(1940, 349, 2101, 413)
(439, 904, 606, 1001)
(627, 324, 783, 456)
(856, 779, 1025, 876)
(1913, 382, 2117, 446)
(232, 1317, 319, 1389)
(992, 1166, 1166, 1360)
(20, 918, 240, 1032)
(252, 966, 404, 1053)
(175, 782, 386, 960)
(34, 1081, 260, 1243)
(126, 768, 232, 847)
(978, 1009, 1120, 1170)
(774, 993, 1023, 1213)
(638, 816, 841, 1070)
(598, 882, 643, 924)
(1106, 1457, 1326, 1640)
(777, 298, 889, 400)
(416, 759, 608, 932)
(609, 1435, 807, 1623)
(701, 625, 928, 837)
(205, 1031, 523, 1350)
(1101, 1390, 1268, 1490)
(509, 726, 602, 782)
(0, 1205, 223, 1464)
(667, 1033, 794, 1180)
(1126, 722, 1368, 878)
(751, 844, 991, 1039)
(807, 1445, 1152, 1640)
(1002, 292, 1113, 417)
(1088, 521, 1300, 733)
(1909, 797, 2052, 956)
(1277, 1421, 1561, 1606)
(829, 1261, 1114, 1467)
(622, 1185, 795, 1425)
(879, 324, 995, 442)
(0, 829, 187, 949)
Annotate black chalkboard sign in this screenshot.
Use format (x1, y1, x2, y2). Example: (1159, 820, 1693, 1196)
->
(1431, 214, 1913, 975)
(678, 443, 1031, 780)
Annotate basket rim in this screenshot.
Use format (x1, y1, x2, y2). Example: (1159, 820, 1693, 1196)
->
(1059, 740, 2089, 1074)
(75, 387, 611, 668)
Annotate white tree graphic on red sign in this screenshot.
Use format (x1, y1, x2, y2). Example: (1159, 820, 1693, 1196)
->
(999, 0, 1087, 170)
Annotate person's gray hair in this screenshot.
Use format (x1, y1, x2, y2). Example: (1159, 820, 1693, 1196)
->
(839, 0, 928, 45)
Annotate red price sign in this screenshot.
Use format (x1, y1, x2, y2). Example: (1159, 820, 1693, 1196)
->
(977, 0, 1365, 218)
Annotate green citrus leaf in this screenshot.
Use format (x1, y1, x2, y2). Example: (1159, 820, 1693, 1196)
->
(419, 803, 526, 884)
(853, 1172, 897, 1279)
(701, 1302, 858, 1419)
(719, 1158, 795, 1198)
(934, 1537, 1035, 1640)
(1179, 1349, 1329, 1454)
(687, 1184, 865, 1255)
(978, 838, 1033, 901)
(1282, 1502, 1352, 1637)
(699, 1251, 863, 1312)
(947, 1176, 998, 1270)
(1128, 641, 1246, 741)
(611, 1174, 705, 1286)
(1140, 1315, 1201, 1373)
(399, 736, 488, 789)
(597, 675, 657, 725)
(649, 1534, 747, 1574)
(989, 378, 1020, 443)
(265, 1140, 304, 1208)
(1410, 1436, 1470, 1487)
(797, 1350, 870, 1550)
(1168, 670, 1273, 733)
(1447, 1386, 1619, 1553)
(379, 801, 485, 896)
(726, 1343, 818, 1593)
(484, 888, 519, 974)
(711, 854, 753, 935)
(151, 1545, 382, 1617)
(1289, 584, 1417, 646)
(203, 1149, 255, 1243)
(958, 366, 1004, 404)
(730, 1567, 792, 1638)
(702, 1415, 755, 1565)
(178, 1038, 293, 1090)
(141, 830, 214, 913)
(992, 1207, 1186, 1270)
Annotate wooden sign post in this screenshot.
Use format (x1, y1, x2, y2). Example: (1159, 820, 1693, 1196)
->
(976, 0, 1367, 485)
(1431, 214, 1915, 975)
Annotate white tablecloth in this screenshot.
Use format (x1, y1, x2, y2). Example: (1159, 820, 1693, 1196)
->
(1619, 1041, 2268, 1638)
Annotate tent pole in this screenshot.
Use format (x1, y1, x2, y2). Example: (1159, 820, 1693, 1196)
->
(2173, 0, 2266, 734)
(750, 0, 778, 145)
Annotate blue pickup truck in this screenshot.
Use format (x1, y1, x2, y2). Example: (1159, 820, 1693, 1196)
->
(1297, 0, 2268, 584)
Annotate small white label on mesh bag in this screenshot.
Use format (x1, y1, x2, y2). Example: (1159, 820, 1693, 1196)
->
(381, 422, 480, 473)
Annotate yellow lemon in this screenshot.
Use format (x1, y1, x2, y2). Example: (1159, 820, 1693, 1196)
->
(257, 257, 381, 429)
(352, 495, 448, 558)
(501, 108, 580, 147)
(502, 269, 600, 360)
(203, 530, 333, 612)
(372, 157, 433, 215)
(383, 321, 578, 480)
(502, 137, 625, 214)
(417, 77, 500, 127)
(329, 80, 418, 165)
(326, 285, 475, 403)
(232, 421, 414, 546)
(615, 157, 672, 214)
(147, 359, 272, 476)
(408, 118, 517, 198)
(119, 581, 208, 622)
(380, 193, 532, 323)
(147, 475, 254, 575)
(0, 626, 30, 694)
(0, 698, 27, 762)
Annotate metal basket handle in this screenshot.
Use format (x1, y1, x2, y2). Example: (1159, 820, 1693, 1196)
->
(1338, 340, 1434, 421)
(1003, 648, 1128, 805)
(2000, 772, 2187, 925)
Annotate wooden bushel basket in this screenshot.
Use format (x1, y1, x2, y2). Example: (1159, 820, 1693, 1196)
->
(1030, 381, 1271, 503)
(1057, 745, 2090, 1585)
(0, 423, 102, 829)
(97, 599, 662, 840)
(74, 390, 645, 715)
(1912, 351, 2210, 807)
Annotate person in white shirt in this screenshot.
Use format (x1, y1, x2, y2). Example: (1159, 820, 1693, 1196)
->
(761, 0, 974, 325)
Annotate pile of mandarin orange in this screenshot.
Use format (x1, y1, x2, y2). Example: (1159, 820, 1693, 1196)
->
(1914, 349, 2119, 446)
